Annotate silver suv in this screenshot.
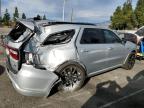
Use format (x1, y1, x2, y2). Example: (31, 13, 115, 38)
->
(5, 19, 136, 97)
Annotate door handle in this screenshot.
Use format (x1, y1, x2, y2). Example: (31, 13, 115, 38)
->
(107, 47, 113, 50)
(80, 50, 89, 52)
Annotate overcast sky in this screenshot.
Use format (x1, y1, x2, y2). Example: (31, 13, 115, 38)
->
(1, 0, 137, 23)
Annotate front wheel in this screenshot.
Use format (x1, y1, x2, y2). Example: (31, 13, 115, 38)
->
(122, 52, 136, 70)
(58, 64, 86, 92)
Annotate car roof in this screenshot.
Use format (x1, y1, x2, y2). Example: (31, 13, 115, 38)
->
(17, 18, 111, 32)
(19, 18, 95, 26)
(34, 20, 97, 28)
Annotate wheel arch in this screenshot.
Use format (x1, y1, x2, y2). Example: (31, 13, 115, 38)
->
(123, 50, 136, 65)
(54, 60, 87, 76)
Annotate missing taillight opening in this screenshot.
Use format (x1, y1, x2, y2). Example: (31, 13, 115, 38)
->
(25, 52, 33, 65)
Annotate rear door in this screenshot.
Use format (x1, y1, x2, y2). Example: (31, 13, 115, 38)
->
(76, 28, 110, 74)
(103, 29, 128, 67)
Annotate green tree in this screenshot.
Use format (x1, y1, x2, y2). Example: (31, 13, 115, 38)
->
(110, 6, 125, 30)
(13, 7, 19, 22)
(135, 0, 144, 27)
(0, 16, 2, 20)
(43, 14, 46, 20)
(0, 16, 2, 26)
(0, 16, 2, 22)
(110, 2, 137, 30)
(3, 9, 10, 26)
(36, 14, 41, 20)
(131, 12, 138, 28)
(122, 2, 136, 29)
(22, 13, 26, 19)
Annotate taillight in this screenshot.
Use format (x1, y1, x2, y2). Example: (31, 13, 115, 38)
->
(25, 52, 33, 65)
(9, 49, 19, 60)
(6, 46, 19, 60)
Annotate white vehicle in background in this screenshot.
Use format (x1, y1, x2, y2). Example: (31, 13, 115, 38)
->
(118, 26, 144, 44)
(124, 26, 144, 44)
(135, 26, 144, 42)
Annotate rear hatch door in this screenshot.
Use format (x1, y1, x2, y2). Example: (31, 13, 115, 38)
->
(6, 20, 35, 73)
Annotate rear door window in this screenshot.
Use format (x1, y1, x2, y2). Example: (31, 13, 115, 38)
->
(80, 28, 105, 44)
(103, 29, 122, 43)
(43, 29, 75, 45)
(8, 23, 32, 41)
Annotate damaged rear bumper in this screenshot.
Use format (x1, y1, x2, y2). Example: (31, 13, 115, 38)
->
(6, 63, 59, 97)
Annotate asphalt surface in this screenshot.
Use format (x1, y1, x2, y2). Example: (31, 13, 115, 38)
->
(0, 61, 144, 108)
(1, 28, 144, 108)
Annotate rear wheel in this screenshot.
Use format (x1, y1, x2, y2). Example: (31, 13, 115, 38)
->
(123, 52, 136, 70)
(58, 64, 86, 92)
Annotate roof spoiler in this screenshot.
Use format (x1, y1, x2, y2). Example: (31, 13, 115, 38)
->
(16, 18, 41, 33)
(16, 18, 35, 31)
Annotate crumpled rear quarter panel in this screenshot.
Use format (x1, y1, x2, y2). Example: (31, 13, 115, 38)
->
(39, 44, 77, 71)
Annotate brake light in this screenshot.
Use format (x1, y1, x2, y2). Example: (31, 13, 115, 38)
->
(9, 49, 19, 60)
(6, 46, 19, 60)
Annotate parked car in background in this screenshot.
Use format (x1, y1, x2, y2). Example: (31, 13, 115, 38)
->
(123, 33, 137, 44)
(119, 26, 144, 44)
(4, 19, 136, 97)
(135, 26, 144, 42)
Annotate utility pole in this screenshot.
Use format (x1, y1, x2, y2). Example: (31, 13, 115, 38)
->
(127, 0, 132, 4)
(70, 8, 73, 22)
(0, 0, 1, 18)
(62, 0, 67, 21)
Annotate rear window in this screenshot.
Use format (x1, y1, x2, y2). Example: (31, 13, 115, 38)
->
(43, 29, 75, 45)
(8, 23, 31, 41)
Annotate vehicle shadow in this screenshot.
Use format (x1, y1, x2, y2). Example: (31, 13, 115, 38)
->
(0, 65, 5, 75)
(82, 70, 144, 108)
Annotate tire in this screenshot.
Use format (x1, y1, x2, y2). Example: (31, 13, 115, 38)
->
(122, 52, 136, 70)
(56, 63, 86, 92)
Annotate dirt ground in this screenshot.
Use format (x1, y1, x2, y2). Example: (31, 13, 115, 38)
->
(1, 28, 144, 108)
(0, 28, 11, 35)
